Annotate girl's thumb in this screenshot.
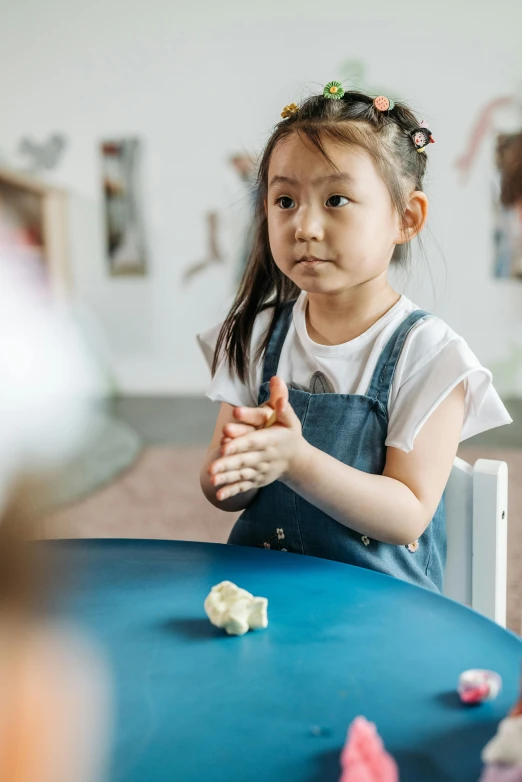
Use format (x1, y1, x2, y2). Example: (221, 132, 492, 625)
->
(269, 375, 288, 405)
(275, 396, 297, 428)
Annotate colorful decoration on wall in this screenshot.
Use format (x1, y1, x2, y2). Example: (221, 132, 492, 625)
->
(183, 212, 224, 284)
(455, 95, 522, 280)
(183, 152, 256, 288)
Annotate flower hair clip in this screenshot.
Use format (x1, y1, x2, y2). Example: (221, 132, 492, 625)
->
(410, 120, 435, 153)
(281, 102, 298, 119)
(323, 81, 345, 100)
(373, 95, 395, 112)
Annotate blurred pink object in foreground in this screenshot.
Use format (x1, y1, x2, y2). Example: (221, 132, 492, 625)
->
(340, 716, 399, 782)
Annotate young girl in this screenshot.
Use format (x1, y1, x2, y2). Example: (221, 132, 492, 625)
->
(198, 84, 512, 593)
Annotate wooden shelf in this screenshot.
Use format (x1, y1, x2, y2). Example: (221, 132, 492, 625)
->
(0, 167, 70, 298)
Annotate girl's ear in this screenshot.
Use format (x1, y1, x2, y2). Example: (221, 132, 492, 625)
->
(395, 191, 429, 245)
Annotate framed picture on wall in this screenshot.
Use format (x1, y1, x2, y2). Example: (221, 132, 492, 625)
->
(0, 166, 70, 297)
(100, 138, 148, 276)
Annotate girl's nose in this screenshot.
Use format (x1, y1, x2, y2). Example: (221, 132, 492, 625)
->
(294, 208, 324, 243)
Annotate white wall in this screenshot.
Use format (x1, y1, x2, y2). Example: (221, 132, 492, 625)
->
(1, 0, 522, 395)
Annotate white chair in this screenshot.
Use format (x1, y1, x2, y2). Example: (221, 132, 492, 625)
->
(444, 457, 508, 626)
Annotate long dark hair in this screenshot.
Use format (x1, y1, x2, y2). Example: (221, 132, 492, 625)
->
(212, 89, 430, 384)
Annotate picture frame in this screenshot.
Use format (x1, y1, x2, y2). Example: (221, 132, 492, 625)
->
(100, 138, 148, 277)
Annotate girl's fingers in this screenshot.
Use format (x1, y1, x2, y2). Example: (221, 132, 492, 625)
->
(222, 422, 256, 439)
(217, 480, 256, 501)
(221, 430, 272, 456)
(268, 376, 289, 410)
(233, 406, 274, 428)
(212, 467, 258, 487)
(210, 450, 266, 480)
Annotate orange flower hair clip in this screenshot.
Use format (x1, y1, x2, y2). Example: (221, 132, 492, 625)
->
(373, 95, 395, 112)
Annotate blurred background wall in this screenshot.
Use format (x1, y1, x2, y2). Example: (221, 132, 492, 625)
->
(1, 0, 522, 395)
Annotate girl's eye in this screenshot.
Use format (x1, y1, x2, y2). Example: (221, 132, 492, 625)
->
(326, 195, 350, 208)
(276, 196, 295, 209)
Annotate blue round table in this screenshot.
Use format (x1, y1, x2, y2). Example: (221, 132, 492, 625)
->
(42, 539, 522, 782)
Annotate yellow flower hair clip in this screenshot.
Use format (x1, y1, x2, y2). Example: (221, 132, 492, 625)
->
(281, 102, 298, 119)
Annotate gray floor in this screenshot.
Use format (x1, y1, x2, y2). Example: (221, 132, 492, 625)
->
(113, 396, 522, 449)
(113, 396, 218, 446)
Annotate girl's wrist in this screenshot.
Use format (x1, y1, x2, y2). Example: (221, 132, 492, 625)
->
(282, 437, 314, 486)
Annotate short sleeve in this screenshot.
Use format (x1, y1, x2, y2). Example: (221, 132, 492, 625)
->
(385, 319, 512, 453)
(197, 309, 273, 408)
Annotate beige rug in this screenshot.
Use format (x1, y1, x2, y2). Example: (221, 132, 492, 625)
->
(39, 445, 521, 634)
(40, 447, 238, 543)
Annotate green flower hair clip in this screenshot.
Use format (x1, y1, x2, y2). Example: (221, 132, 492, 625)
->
(323, 81, 345, 100)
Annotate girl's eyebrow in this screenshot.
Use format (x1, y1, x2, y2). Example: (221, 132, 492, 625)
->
(268, 172, 355, 188)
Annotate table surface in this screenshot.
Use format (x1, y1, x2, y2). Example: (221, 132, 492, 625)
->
(40, 539, 522, 782)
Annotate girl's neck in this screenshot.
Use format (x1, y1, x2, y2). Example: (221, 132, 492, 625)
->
(305, 282, 401, 346)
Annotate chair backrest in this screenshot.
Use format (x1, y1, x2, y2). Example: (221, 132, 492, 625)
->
(444, 457, 508, 626)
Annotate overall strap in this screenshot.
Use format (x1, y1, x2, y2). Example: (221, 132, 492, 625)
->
(366, 310, 431, 404)
(262, 301, 296, 386)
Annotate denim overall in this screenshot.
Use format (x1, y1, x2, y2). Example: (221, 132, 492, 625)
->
(228, 301, 446, 593)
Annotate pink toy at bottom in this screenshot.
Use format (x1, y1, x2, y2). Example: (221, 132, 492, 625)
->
(339, 674, 522, 782)
(340, 716, 399, 782)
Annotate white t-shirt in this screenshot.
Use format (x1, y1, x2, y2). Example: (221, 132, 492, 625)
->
(197, 291, 512, 453)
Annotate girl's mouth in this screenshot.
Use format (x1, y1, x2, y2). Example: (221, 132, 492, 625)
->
(296, 257, 329, 267)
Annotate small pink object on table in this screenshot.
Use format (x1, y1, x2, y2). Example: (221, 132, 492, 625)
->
(340, 716, 399, 782)
(459, 670, 502, 705)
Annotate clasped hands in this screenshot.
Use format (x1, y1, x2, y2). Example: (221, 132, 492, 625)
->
(209, 377, 309, 502)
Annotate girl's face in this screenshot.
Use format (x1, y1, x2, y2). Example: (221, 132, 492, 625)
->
(266, 133, 406, 296)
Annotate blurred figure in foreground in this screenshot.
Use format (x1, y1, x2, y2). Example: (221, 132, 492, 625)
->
(0, 250, 111, 782)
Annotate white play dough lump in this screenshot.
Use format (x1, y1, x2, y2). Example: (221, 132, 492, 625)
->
(204, 581, 268, 636)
